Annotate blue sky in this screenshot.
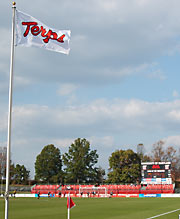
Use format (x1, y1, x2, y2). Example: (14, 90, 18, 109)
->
(1, 0, 180, 178)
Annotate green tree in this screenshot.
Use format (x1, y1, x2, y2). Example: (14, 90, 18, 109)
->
(151, 140, 165, 162)
(35, 144, 63, 183)
(139, 153, 152, 162)
(137, 143, 151, 162)
(13, 164, 30, 184)
(62, 138, 99, 183)
(164, 146, 180, 181)
(107, 149, 141, 184)
(94, 166, 106, 184)
(151, 141, 180, 181)
(3, 162, 16, 184)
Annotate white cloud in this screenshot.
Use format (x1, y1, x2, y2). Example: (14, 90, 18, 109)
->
(0, 115, 7, 132)
(14, 76, 32, 87)
(147, 69, 166, 80)
(6, 99, 180, 141)
(124, 100, 145, 117)
(90, 136, 115, 148)
(0, 28, 11, 58)
(172, 90, 179, 98)
(52, 138, 74, 148)
(163, 135, 180, 147)
(57, 83, 78, 96)
(98, 0, 117, 12)
(168, 110, 180, 121)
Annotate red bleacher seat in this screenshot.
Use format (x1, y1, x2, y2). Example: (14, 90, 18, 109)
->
(31, 184, 174, 195)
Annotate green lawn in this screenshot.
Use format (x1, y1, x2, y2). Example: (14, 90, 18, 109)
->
(0, 197, 180, 219)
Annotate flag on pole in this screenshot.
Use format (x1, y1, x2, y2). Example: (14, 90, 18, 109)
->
(67, 196, 76, 209)
(67, 194, 75, 219)
(15, 10, 71, 54)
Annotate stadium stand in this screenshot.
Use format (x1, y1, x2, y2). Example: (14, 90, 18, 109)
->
(31, 184, 174, 195)
(139, 184, 174, 194)
(31, 185, 60, 194)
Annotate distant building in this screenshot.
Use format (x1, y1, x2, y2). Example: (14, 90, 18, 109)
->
(137, 143, 144, 155)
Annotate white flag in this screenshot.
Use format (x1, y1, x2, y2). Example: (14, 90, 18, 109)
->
(15, 10, 71, 54)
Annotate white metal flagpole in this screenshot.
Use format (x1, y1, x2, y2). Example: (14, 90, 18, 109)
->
(5, 2, 16, 219)
(68, 193, 70, 219)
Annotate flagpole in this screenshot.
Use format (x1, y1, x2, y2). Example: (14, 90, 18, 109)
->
(5, 2, 16, 219)
(68, 193, 70, 219)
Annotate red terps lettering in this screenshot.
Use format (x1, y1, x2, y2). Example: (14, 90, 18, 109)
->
(31, 25, 41, 36)
(57, 34, 65, 43)
(22, 21, 66, 44)
(42, 29, 58, 43)
(22, 22, 37, 37)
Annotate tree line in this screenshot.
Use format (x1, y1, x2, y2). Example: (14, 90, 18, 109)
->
(0, 138, 180, 185)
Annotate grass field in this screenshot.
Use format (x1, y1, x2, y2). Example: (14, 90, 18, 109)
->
(0, 197, 180, 219)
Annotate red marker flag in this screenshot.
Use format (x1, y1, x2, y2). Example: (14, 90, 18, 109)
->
(67, 196, 76, 209)
(67, 195, 75, 219)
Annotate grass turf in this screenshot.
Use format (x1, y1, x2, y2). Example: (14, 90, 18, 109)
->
(0, 197, 180, 219)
